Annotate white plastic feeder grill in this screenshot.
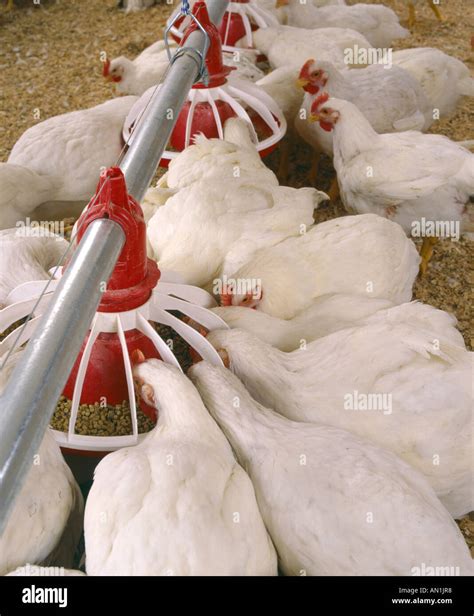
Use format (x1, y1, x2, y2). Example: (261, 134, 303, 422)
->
(167, 0, 279, 53)
(123, 0, 286, 166)
(0, 167, 228, 454)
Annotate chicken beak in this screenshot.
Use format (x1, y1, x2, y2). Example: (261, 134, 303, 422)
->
(275, 0, 288, 7)
(104, 74, 115, 82)
(308, 112, 320, 123)
(296, 78, 309, 89)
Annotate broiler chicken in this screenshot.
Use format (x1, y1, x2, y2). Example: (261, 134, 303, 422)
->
(84, 359, 277, 576)
(0, 350, 84, 576)
(190, 362, 474, 575)
(391, 47, 474, 118)
(297, 59, 433, 134)
(0, 164, 62, 230)
(140, 117, 279, 224)
(202, 322, 473, 519)
(156, 117, 277, 192)
(282, 0, 409, 47)
(103, 41, 264, 95)
(102, 40, 177, 96)
(251, 25, 374, 71)
(308, 96, 474, 272)
(211, 296, 464, 351)
(220, 214, 419, 318)
(0, 228, 68, 308)
(3, 96, 137, 228)
(147, 178, 327, 287)
(295, 60, 434, 189)
(256, 66, 307, 180)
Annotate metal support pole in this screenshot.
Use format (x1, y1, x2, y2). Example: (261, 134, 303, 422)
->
(0, 221, 125, 533)
(0, 0, 229, 536)
(121, 0, 229, 201)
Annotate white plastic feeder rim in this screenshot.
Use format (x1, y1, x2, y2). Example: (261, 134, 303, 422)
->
(123, 77, 287, 163)
(167, 0, 280, 53)
(0, 269, 228, 452)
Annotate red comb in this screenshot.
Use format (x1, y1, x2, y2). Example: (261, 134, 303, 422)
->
(311, 92, 329, 114)
(102, 57, 110, 77)
(299, 59, 315, 78)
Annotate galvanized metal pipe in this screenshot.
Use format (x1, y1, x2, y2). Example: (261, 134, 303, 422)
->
(0, 220, 125, 533)
(121, 0, 229, 201)
(0, 0, 229, 536)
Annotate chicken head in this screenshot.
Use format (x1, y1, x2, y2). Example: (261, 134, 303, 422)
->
(296, 59, 329, 95)
(220, 280, 263, 310)
(308, 93, 340, 132)
(102, 57, 125, 83)
(132, 355, 158, 407)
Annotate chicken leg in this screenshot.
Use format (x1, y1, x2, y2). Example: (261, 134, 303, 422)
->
(428, 0, 445, 22)
(408, 2, 416, 28)
(408, 0, 444, 28)
(327, 176, 340, 202)
(419, 236, 438, 276)
(5, 0, 14, 9)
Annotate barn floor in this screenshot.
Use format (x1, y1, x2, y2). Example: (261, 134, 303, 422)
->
(0, 0, 473, 549)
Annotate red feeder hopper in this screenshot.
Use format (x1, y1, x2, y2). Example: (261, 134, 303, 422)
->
(167, 0, 279, 52)
(0, 167, 228, 454)
(123, 1, 286, 167)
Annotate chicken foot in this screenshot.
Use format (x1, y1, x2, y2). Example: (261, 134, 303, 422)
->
(419, 236, 439, 276)
(327, 176, 340, 202)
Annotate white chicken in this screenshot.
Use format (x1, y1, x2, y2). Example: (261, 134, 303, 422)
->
(296, 59, 433, 135)
(84, 359, 277, 576)
(220, 214, 419, 318)
(190, 362, 474, 575)
(211, 296, 464, 351)
(140, 117, 277, 225)
(251, 25, 374, 71)
(255, 66, 307, 179)
(155, 117, 276, 191)
(0, 164, 61, 230)
(295, 59, 434, 188)
(202, 323, 473, 519)
(103, 40, 264, 95)
(257, 66, 304, 125)
(3, 96, 138, 228)
(308, 96, 474, 272)
(225, 51, 266, 83)
(282, 0, 409, 48)
(147, 178, 327, 287)
(0, 351, 84, 576)
(391, 47, 474, 118)
(0, 228, 68, 308)
(102, 40, 176, 96)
